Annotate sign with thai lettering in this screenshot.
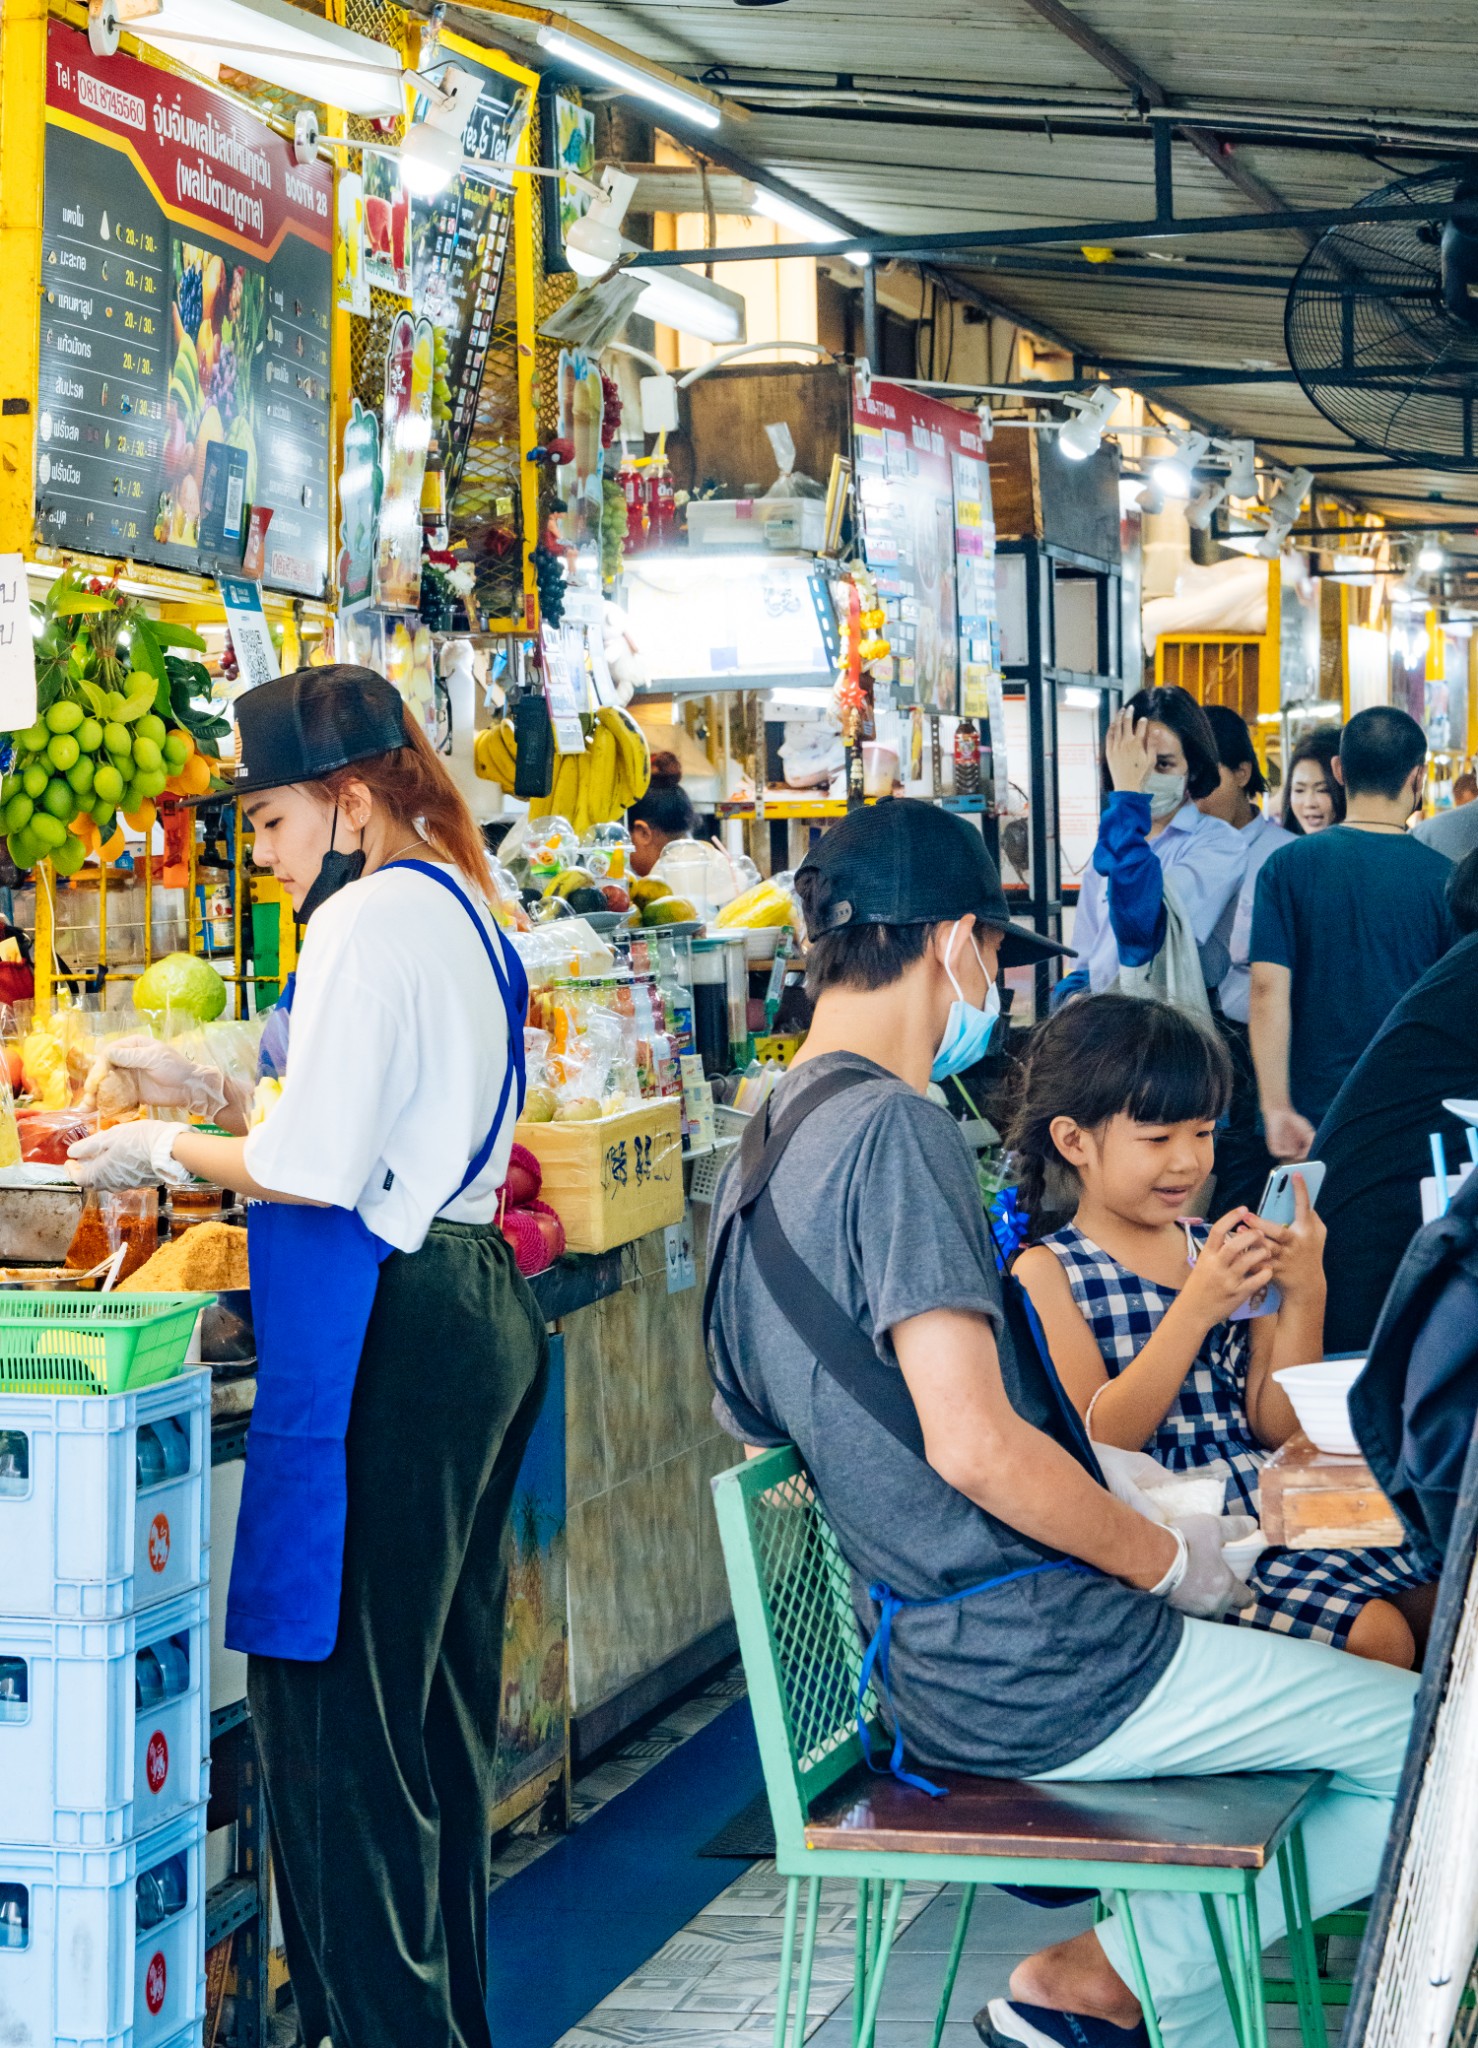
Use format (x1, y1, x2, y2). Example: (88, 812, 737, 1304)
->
(36, 22, 332, 596)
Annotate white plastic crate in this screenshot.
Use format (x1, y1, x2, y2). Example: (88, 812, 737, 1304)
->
(0, 1370, 209, 1619)
(0, 1584, 209, 1846)
(0, 1803, 206, 2048)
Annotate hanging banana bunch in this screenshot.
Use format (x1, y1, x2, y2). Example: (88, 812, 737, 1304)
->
(475, 704, 651, 839)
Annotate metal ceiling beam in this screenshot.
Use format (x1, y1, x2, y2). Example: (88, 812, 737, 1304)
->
(632, 196, 1438, 267)
(1012, 0, 1315, 248)
(958, 253, 1295, 290)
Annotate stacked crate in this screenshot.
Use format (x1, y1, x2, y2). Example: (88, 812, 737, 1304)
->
(0, 1361, 212, 2047)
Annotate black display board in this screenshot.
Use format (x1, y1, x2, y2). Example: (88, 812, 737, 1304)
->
(37, 22, 332, 595)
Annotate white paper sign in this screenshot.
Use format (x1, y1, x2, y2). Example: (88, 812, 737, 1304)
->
(0, 555, 38, 733)
(219, 577, 279, 694)
(664, 1212, 696, 1294)
(541, 622, 587, 755)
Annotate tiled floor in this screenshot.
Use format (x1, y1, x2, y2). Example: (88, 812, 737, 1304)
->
(513, 1671, 1348, 2048)
(560, 1870, 1349, 2048)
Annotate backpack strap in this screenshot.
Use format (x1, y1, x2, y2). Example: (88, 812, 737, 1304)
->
(703, 1067, 927, 1459)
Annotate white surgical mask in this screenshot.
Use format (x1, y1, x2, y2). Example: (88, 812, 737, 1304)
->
(1144, 771, 1187, 821)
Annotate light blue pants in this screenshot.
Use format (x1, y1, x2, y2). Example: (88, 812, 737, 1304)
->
(1034, 1616, 1419, 2048)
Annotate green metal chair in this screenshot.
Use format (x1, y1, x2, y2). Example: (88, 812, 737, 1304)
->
(712, 1446, 1330, 2048)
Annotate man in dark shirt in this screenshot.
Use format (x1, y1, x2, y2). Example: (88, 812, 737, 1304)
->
(1316, 850, 1478, 1353)
(1250, 707, 1457, 1160)
(707, 801, 1416, 2048)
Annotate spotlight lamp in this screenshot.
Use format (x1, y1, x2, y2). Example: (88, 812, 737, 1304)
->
(1186, 481, 1228, 533)
(1264, 467, 1314, 526)
(1418, 541, 1447, 574)
(1221, 438, 1258, 499)
(1151, 431, 1210, 499)
(1136, 481, 1165, 516)
(1057, 386, 1118, 462)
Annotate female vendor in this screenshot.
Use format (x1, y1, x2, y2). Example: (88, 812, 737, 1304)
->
(1056, 683, 1248, 1009)
(68, 666, 546, 2048)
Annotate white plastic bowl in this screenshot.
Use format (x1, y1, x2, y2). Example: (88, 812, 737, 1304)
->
(1272, 1360, 1365, 1456)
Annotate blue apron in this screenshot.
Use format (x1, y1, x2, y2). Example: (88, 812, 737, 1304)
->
(225, 860, 528, 1662)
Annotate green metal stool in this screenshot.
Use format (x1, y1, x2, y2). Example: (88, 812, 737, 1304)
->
(713, 1448, 1330, 2048)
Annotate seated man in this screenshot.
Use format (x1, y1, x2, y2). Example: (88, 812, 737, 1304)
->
(705, 801, 1417, 2048)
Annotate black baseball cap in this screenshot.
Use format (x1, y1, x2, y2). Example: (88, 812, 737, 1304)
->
(797, 798, 1075, 967)
(196, 665, 407, 802)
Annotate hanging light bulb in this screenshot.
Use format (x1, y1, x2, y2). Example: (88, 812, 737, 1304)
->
(1418, 541, 1447, 574)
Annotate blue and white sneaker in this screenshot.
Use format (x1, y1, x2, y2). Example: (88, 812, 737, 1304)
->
(975, 1997, 1150, 2048)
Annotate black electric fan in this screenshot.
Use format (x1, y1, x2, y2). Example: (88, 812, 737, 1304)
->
(1285, 164, 1478, 467)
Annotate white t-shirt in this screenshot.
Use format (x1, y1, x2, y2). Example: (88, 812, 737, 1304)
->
(243, 861, 517, 1253)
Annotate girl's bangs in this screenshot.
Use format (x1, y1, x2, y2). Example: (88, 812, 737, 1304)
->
(1124, 1020, 1230, 1127)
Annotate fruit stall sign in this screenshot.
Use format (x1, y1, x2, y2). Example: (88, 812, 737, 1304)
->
(852, 379, 991, 714)
(335, 171, 371, 319)
(0, 557, 38, 733)
(36, 22, 332, 597)
(337, 399, 382, 612)
(373, 314, 434, 612)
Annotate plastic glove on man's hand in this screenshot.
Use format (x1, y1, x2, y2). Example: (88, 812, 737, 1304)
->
(67, 1120, 194, 1192)
(1157, 1515, 1258, 1623)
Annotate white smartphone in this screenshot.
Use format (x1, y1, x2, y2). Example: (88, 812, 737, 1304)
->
(1258, 1161, 1326, 1227)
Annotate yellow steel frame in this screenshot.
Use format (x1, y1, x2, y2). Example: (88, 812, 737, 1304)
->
(1153, 560, 1283, 751)
(0, 0, 48, 561)
(9, 3, 544, 1010)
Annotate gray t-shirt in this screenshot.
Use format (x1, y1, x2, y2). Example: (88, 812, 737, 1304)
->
(707, 1051, 1181, 1779)
(1414, 802, 1478, 864)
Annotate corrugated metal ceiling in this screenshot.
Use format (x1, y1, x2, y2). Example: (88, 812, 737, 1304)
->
(524, 0, 1478, 523)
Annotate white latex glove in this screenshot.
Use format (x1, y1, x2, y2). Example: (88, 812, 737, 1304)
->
(67, 1120, 195, 1191)
(1151, 1515, 1257, 1622)
(88, 1037, 227, 1119)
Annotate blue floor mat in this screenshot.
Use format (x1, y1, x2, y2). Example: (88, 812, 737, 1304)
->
(486, 1698, 765, 2048)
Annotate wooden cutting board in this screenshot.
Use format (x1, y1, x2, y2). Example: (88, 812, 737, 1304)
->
(1258, 1432, 1405, 1548)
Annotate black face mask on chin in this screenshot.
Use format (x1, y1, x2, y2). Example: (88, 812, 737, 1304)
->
(297, 811, 365, 924)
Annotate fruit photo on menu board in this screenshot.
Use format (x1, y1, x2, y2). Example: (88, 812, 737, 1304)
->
(156, 243, 263, 551)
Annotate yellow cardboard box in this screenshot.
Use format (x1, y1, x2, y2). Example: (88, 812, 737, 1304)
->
(514, 1099, 684, 1253)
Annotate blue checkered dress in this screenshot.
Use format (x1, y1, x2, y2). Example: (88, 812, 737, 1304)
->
(1041, 1221, 1433, 1649)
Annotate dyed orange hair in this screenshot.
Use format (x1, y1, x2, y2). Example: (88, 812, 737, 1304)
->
(315, 708, 491, 898)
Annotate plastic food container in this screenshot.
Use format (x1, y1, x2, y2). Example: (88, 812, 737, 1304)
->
(1272, 1360, 1365, 1456)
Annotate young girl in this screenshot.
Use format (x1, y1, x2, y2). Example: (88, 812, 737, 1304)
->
(1010, 992, 1429, 1668)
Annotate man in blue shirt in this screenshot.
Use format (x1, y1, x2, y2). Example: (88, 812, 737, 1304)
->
(1250, 707, 1457, 1161)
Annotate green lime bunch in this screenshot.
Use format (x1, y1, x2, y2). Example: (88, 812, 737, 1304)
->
(6, 571, 228, 875)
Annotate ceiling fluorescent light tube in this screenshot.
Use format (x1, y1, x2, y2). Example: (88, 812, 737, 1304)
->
(116, 0, 405, 116)
(536, 27, 721, 130)
(752, 186, 843, 241)
(630, 267, 746, 345)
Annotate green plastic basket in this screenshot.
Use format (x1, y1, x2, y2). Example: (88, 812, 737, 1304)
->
(0, 1293, 206, 1395)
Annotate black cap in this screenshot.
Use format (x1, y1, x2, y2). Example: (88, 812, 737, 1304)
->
(797, 798, 1076, 967)
(201, 666, 407, 802)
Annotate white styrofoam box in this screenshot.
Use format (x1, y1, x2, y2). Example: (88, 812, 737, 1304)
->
(0, 1803, 206, 2048)
(0, 1584, 209, 1846)
(0, 1370, 209, 1619)
(204, 1825, 234, 1895)
(207, 1454, 247, 1715)
(684, 495, 827, 552)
